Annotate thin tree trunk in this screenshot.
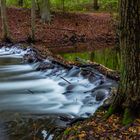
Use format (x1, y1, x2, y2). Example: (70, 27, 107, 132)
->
(31, 0, 36, 41)
(36, 0, 40, 12)
(0, 0, 9, 41)
(41, 0, 51, 23)
(62, 0, 65, 13)
(18, 0, 23, 7)
(93, 0, 99, 10)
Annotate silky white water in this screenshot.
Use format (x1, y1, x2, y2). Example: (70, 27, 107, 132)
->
(0, 45, 116, 119)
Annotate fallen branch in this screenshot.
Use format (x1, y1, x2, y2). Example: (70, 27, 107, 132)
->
(60, 76, 71, 84)
(47, 27, 76, 32)
(76, 57, 120, 81)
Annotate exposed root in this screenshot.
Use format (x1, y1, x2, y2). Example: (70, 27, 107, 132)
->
(122, 108, 134, 125)
(104, 105, 115, 119)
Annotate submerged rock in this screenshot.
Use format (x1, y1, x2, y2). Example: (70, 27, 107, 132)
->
(95, 91, 106, 101)
(58, 82, 68, 86)
(92, 89, 107, 101)
(67, 66, 81, 77)
(102, 87, 117, 108)
(36, 62, 55, 71)
(66, 84, 76, 91)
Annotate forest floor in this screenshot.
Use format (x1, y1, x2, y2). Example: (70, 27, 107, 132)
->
(0, 8, 116, 53)
(58, 110, 140, 140)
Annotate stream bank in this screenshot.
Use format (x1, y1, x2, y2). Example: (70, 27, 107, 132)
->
(57, 109, 140, 140)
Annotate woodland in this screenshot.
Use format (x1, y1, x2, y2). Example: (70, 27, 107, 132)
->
(0, 0, 139, 140)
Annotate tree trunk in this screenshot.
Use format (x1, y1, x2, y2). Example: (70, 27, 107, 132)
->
(36, 0, 40, 12)
(18, 0, 23, 7)
(31, 0, 36, 41)
(41, 0, 51, 23)
(0, 0, 9, 41)
(61, 0, 65, 13)
(107, 0, 140, 125)
(93, 0, 99, 10)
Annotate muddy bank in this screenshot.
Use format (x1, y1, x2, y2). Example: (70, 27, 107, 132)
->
(0, 8, 115, 48)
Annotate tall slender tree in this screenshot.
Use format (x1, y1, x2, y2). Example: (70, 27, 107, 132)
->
(31, 0, 36, 41)
(61, 0, 65, 13)
(41, 0, 51, 23)
(106, 0, 140, 124)
(0, 0, 9, 41)
(18, 0, 23, 7)
(93, 0, 99, 10)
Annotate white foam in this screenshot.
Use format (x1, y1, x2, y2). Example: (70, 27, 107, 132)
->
(0, 46, 114, 117)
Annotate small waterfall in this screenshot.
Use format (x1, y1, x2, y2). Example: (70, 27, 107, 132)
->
(0, 44, 118, 139)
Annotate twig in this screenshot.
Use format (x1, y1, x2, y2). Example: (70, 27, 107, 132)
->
(27, 89, 34, 94)
(47, 27, 76, 32)
(60, 76, 71, 84)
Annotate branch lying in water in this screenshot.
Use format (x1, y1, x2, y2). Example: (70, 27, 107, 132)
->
(60, 76, 71, 84)
(76, 57, 120, 81)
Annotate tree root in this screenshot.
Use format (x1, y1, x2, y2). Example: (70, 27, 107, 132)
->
(104, 105, 115, 119)
(122, 108, 134, 125)
(104, 106, 134, 125)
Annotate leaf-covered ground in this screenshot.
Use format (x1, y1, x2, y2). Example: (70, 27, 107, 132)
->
(59, 110, 140, 140)
(0, 8, 115, 51)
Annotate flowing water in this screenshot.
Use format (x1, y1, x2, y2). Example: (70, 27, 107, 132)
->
(0, 44, 117, 139)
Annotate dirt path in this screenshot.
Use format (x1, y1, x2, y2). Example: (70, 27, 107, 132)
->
(0, 8, 115, 51)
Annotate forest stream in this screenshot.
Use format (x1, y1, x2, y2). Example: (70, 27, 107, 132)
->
(0, 44, 118, 140)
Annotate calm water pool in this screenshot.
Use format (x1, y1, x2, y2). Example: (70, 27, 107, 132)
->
(60, 47, 121, 71)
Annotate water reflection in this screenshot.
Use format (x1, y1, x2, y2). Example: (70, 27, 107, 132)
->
(60, 47, 121, 70)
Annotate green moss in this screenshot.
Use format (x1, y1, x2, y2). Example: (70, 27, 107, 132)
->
(122, 108, 134, 125)
(104, 105, 115, 119)
(64, 129, 70, 135)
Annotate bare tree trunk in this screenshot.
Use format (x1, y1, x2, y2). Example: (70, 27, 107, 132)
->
(93, 0, 99, 10)
(31, 0, 36, 41)
(61, 0, 65, 13)
(36, 0, 40, 12)
(18, 0, 23, 7)
(0, 0, 9, 41)
(107, 0, 140, 125)
(41, 0, 51, 23)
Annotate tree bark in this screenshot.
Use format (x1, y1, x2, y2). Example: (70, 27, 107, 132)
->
(0, 0, 9, 41)
(93, 0, 99, 10)
(31, 0, 36, 41)
(41, 0, 51, 23)
(18, 0, 23, 7)
(61, 0, 65, 13)
(107, 0, 140, 124)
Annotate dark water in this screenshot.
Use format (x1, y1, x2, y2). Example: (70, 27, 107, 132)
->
(0, 45, 117, 139)
(60, 47, 121, 71)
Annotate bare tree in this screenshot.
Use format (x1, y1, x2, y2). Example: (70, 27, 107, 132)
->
(18, 0, 23, 7)
(31, 0, 36, 41)
(41, 0, 51, 23)
(93, 0, 99, 10)
(0, 0, 10, 41)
